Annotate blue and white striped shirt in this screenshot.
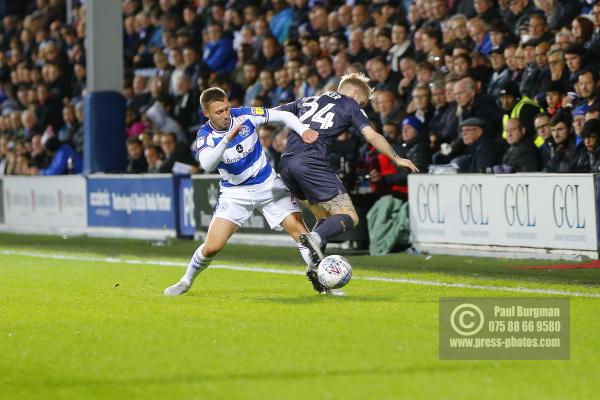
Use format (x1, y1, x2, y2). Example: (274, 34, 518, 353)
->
(196, 107, 272, 187)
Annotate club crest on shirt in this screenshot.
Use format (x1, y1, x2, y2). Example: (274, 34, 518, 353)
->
(239, 125, 251, 137)
(251, 107, 265, 116)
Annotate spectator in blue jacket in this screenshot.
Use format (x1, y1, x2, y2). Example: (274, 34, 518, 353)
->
(35, 137, 83, 175)
(202, 22, 236, 74)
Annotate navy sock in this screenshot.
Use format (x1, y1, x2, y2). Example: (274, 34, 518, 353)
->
(314, 214, 355, 242)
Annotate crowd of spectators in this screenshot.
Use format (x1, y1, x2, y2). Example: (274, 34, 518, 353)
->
(2, 0, 600, 196)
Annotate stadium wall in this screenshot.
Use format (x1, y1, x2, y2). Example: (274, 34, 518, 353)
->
(408, 174, 600, 259)
(1, 174, 599, 259)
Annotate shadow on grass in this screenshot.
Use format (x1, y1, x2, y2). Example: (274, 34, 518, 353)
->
(2, 233, 600, 288)
(13, 362, 500, 389)
(250, 294, 396, 305)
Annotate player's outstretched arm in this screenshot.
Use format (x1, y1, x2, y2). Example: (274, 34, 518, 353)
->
(361, 126, 420, 172)
(268, 109, 319, 144)
(198, 125, 243, 172)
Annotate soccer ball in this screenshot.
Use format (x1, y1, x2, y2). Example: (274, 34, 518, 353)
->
(317, 255, 352, 289)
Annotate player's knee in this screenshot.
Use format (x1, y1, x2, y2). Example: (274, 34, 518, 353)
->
(202, 242, 223, 258)
(349, 212, 359, 227)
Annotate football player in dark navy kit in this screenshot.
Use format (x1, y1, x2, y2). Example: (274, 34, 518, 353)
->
(277, 73, 419, 292)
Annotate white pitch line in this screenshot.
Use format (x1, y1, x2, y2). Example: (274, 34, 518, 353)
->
(2, 249, 600, 298)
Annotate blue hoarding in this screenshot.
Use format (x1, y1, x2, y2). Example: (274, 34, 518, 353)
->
(88, 176, 175, 229)
(175, 176, 196, 236)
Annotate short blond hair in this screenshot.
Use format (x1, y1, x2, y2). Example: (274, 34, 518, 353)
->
(338, 72, 374, 102)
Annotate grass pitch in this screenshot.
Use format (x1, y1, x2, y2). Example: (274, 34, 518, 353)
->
(1, 233, 599, 399)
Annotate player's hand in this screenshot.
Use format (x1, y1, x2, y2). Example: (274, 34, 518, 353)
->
(224, 125, 243, 141)
(369, 169, 381, 182)
(396, 157, 419, 172)
(301, 129, 319, 144)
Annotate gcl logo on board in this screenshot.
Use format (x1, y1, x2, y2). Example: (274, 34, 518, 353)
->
(416, 183, 445, 224)
(458, 184, 488, 225)
(552, 185, 585, 228)
(503, 184, 536, 227)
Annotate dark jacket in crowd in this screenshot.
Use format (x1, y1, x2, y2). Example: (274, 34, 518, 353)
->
(379, 137, 431, 186)
(459, 95, 503, 140)
(126, 155, 148, 174)
(502, 139, 540, 172)
(544, 136, 589, 172)
(158, 142, 198, 173)
(585, 147, 600, 173)
(465, 136, 504, 173)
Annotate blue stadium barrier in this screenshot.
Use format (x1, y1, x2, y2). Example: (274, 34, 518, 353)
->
(84, 91, 126, 174)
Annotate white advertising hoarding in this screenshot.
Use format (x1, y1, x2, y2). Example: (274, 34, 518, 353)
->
(3, 176, 87, 228)
(408, 174, 598, 252)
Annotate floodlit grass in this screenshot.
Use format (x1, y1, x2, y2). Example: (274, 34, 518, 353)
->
(1, 233, 599, 399)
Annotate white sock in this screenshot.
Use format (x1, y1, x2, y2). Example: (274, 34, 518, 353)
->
(297, 242, 313, 268)
(310, 231, 323, 245)
(181, 245, 213, 285)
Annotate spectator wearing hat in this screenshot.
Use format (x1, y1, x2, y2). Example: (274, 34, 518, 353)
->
(459, 117, 504, 173)
(581, 119, 600, 172)
(488, 19, 512, 48)
(499, 80, 543, 140)
(498, 118, 540, 172)
(544, 110, 588, 172)
(487, 45, 511, 98)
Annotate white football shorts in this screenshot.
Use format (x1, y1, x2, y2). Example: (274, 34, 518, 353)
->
(213, 173, 301, 231)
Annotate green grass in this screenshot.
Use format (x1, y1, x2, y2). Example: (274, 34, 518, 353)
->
(1, 233, 599, 399)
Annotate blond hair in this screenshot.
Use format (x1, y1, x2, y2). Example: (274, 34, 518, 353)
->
(338, 72, 374, 102)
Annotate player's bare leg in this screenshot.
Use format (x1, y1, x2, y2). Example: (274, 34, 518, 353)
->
(311, 193, 358, 247)
(300, 201, 331, 252)
(164, 217, 238, 296)
(281, 212, 327, 293)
